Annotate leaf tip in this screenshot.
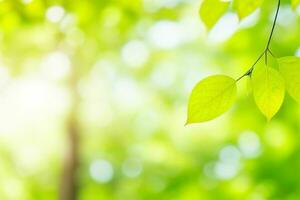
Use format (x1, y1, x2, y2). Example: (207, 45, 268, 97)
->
(237, 13, 244, 20)
(184, 120, 190, 126)
(185, 116, 196, 126)
(266, 115, 273, 122)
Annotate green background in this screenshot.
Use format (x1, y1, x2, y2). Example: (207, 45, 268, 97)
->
(0, 0, 300, 199)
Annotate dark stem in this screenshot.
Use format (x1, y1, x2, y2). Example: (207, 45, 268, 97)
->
(236, 0, 280, 82)
(268, 49, 276, 57)
(265, 0, 281, 50)
(264, 51, 268, 65)
(236, 51, 264, 81)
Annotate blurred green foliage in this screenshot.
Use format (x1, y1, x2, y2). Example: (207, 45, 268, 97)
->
(0, 0, 300, 200)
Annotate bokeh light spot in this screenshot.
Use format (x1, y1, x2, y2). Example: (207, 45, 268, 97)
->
(90, 159, 114, 183)
(238, 131, 261, 158)
(46, 6, 65, 23)
(122, 158, 143, 178)
(121, 40, 149, 68)
(41, 51, 71, 80)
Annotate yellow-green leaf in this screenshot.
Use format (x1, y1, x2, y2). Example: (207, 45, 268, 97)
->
(187, 75, 237, 124)
(292, 0, 300, 9)
(234, 0, 263, 19)
(251, 64, 285, 120)
(199, 0, 230, 30)
(278, 56, 300, 103)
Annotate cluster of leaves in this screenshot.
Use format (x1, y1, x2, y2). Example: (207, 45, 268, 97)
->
(187, 56, 300, 124)
(199, 0, 300, 29)
(186, 0, 300, 124)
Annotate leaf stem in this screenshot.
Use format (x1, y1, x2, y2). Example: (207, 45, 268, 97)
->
(236, 0, 280, 82)
(265, 0, 281, 50)
(268, 49, 276, 57)
(236, 52, 264, 81)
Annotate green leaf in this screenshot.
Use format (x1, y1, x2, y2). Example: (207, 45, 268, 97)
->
(199, 0, 230, 30)
(234, 0, 263, 19)
(292, 0, 300, 9)
(187, 75, 237, 124)
(278, 56, 300, 103)
(251, 64, 285, 120)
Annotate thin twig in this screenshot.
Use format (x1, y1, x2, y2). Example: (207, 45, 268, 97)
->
(236, 0, 280, 82)
(236, 52, 264, 81)
(267, 49, 276, 57)
(265, 0, 281, 50)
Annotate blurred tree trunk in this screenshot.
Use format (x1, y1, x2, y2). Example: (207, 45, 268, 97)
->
(59, 75, 80, 200)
